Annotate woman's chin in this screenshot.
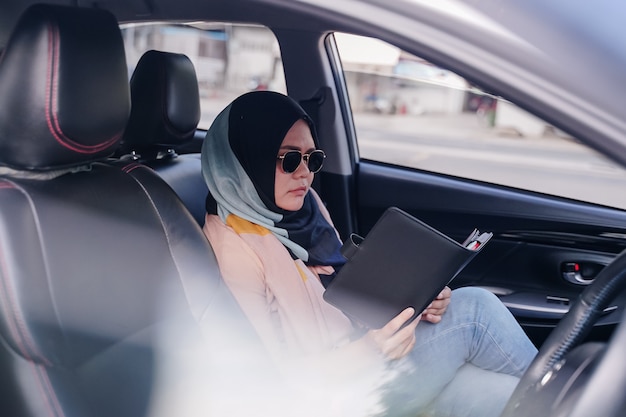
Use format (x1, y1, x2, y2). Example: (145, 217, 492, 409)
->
(279, 196, 306, 212)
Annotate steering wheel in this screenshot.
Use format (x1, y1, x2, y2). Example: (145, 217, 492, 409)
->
(500, 249, 626, 417)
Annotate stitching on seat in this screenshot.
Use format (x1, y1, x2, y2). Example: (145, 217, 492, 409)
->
(33, 363, 65, 417)
(0, 179, 54, 366)
(0, 240, 34, 361)
(121, 162, 144, 174)
(44, 22, 121, 154)
(28, 364, 57, 417)
(0, 249, 55, 410)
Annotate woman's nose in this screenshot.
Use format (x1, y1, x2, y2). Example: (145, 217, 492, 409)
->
(293, 158, 312, 176)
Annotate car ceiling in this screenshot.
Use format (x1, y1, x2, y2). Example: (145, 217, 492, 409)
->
(0, 0, 333, 38)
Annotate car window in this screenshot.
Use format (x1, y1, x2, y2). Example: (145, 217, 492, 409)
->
(334, 32, 626, 210)
(120, 22, 286, 130)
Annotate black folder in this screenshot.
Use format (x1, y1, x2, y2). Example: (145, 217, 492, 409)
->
(323, 207, 492, 329)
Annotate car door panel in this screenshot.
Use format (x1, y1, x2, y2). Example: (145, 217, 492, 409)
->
(353, 161, 626, 346)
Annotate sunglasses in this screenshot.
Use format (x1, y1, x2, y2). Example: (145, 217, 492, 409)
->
(277, 149, 326, 174)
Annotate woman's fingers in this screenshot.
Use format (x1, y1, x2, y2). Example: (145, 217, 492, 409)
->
(381, 307, 417, 336)
(366, 307, 420, 360)
(382, 316, 419, 359)
(366, 288, 453, 357)
(422, 286, 452, 323)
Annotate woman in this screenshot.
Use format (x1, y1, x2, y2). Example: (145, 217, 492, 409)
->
(201, 91, 537, 417)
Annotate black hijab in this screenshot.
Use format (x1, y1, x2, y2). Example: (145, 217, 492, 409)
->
(203, 91, 345, 271)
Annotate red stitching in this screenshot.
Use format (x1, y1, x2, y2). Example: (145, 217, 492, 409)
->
(35, 364, 65, 417)
(0, 249, 32, 361)
(44, 23, 121, 154)
(0, 242, 53, 366)
(29, 364, 57, 417)
(0, 181, 52, 366)
(121, 162, 143, 173)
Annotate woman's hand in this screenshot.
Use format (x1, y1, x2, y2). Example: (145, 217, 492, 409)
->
(365, 307, 420, 360)
(421, 286, 452, 324)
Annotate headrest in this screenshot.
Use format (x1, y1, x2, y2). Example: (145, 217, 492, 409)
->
(120, 50, 201, 155)
(0, 4, 130, 170)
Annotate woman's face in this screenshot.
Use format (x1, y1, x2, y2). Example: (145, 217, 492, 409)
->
(274, 119, 316, 211)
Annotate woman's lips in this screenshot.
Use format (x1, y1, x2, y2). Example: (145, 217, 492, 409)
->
(290, 186, 308, 195)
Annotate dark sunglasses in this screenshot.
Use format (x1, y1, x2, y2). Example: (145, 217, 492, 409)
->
(277, 149, 326, 174)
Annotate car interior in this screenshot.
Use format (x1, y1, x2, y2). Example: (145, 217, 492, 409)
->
(0, 5, 274, 416)
(118, 48, 209, 225)
(1, 1, 626, 416)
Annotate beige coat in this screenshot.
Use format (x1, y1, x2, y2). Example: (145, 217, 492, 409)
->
(202, 194, 385, 385)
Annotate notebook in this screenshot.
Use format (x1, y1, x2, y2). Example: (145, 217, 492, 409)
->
(323, 207, 492, 329)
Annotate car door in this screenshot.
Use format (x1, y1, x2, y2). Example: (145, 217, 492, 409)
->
(335, 33, 626, 347)
(277, 29, 626, 348)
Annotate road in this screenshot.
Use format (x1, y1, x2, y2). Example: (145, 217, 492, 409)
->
(355, 112, 626, 210)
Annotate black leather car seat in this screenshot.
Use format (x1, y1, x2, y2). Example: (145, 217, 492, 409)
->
(0, 5, 271, 417)
(119, 50, 208, 225)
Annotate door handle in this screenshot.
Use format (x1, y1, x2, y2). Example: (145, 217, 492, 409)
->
(561, 261, 602, 285)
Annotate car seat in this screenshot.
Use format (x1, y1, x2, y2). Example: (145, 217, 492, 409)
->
(0, 5, 273, 417)
(119, 49, 208, 225)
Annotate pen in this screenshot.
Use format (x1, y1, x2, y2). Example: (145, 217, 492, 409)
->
(466, 240, 481, 250)
(465, 232, 492, 250)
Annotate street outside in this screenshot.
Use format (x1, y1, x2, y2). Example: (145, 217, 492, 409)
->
(355, 111, 626, 209)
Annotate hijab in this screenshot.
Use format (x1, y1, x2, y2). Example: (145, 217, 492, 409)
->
(201, 91, 345, 269)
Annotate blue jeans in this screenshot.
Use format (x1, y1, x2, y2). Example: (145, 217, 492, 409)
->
(377, 287, 538, 417)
